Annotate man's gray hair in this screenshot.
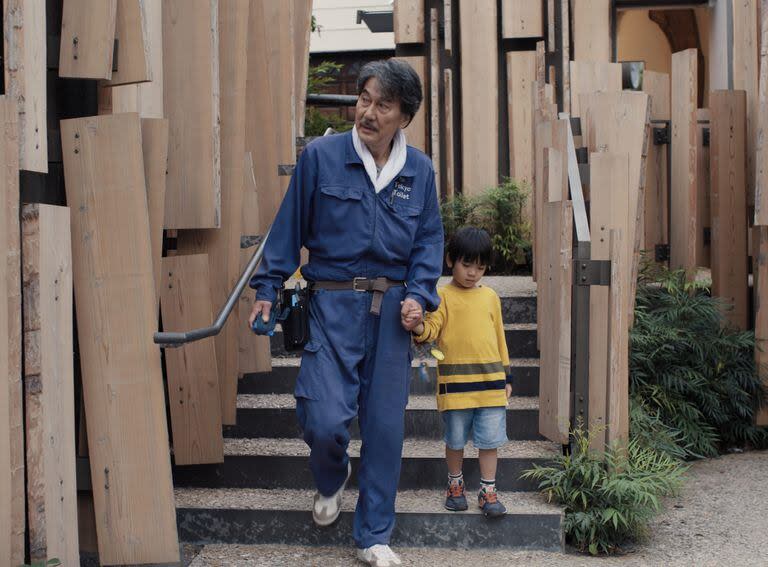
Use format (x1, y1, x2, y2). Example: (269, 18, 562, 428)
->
(356, 59, 423, 123)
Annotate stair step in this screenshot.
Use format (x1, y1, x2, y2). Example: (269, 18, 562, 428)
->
(239, 357, 540, 397)
(225, 395, 543, 441)
(172, 438, 560, 491)
(175, 487, 563, 551)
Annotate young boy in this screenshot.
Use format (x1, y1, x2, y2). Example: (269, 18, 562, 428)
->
(409, 227, 513, 518)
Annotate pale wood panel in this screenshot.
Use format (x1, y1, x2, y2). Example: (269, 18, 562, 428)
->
(606, 229, 629, 445)
(538, 200, 572, 444)
(560, 0, 570, 114)
(141, 117, 168, 298)
(0, 94, 23, 567)
(394, 0, 424, 44)
(507, 51, 536, 190)
(177, 0, 249, 425)
(756, 0, 768, 223)
(430, 8, 440, 191)
(159, 254, 224, 464)
(732, 0, 758, 207)
(444, 68, 455, 198)
(755, 226, 768, 425)
(502, 0, 542, 39)
(4, 0, 47, 172)
(696, 108, 711, 268)
(459, 0, 498, 195)
(60, 113, 178, 565)
(572, 0, 610, 62)
(710, 90, 748, 330)
(443, 0, 452, 54)
(294, 0, 312, 138)
(111, 0, 163, 117)
(59, 0, 117, 79)
(162, 0, 220, 228)
(396, 55, 427, 152)
(21, 204, 79, 566)
(569, 60, 621, 118)
(643, 71, 671, 121)
(105, 0, 151, 86)
(670, 49, 698, 275)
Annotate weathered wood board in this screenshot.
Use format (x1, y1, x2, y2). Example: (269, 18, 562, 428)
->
(4, 0, 47, 172)
(642, 71, 670, 254)
(569, 60, 622, 118)
(670, 49, 698, 275)
(59, 0, 117, 79)
(732, 0, 758, 207)
(21, 204, 79, 566)
(294, 0, 312, 138)
(507, 51, 536, 192)
(572, 0, 610, 62)
(60, 113, 179, 565)
(444, 68, 455, 198)
(140, 117, 168, 298)
(710, 90, 748, 330)
(459, 0, 498, 195)
(606, 229, 629, 445)
(502, 0, 542, 39)
(538, 200, 572, 444)
(643, 71, 670, 122)
(396, 55, 428, 152)
(162, 0, 220, 229)
(159, 254, 224, 464)
(755, 226, 768, 425)
(430, 8, 440, 191)
(696, 109, 711, 268)
(394, 0, 425, 44)
(105, 0, 151, 86)
(177, 0, 249, 425)
(756, 0, 768, 224)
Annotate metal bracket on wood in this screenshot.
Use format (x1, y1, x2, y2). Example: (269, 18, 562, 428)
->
(655, 244, 670, 262)
(703, 127, 710, 147)
(573, 259, 611, 286)
(653, 125, 670, 145)
(278, 164, 295, 176)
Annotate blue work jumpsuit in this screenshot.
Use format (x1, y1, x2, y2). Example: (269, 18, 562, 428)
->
(250, 130, 443, 548)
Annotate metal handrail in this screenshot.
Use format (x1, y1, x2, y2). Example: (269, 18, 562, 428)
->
(153, 227, 271, 347)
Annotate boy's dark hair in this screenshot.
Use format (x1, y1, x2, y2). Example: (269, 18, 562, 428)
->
(446, 227, 492, 266)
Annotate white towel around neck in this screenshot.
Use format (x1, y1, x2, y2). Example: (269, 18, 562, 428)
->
(352, 125, 408, 193)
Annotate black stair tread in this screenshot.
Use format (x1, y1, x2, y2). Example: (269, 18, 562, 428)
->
(174, 487, 561, 516)
(235, 394, 539, 411)
(222, 437, 559, 459)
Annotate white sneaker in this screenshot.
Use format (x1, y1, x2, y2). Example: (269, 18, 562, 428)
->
(357, 544, 403, 566)
(312, 462, 351, 526)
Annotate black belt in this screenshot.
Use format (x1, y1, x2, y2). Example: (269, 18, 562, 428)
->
(309, 277, 405, 315)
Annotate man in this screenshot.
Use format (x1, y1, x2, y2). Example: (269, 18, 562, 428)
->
(248, 59, 443, 566)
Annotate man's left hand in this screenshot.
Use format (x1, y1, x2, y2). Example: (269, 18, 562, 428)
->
(400, 298, 423, 331)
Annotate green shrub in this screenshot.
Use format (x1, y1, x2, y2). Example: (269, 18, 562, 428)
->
(304, 61, 354, 137)
(630, 264, 768, 458)
(522, 426, 686, 555)
(441, 179, 531, 273)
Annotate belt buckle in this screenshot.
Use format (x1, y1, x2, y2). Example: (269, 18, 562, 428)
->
(352, 277, 367, 292)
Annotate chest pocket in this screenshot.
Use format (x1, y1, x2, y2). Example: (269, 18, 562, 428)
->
(314, 184, 367, 240)
(377, 192, 423, 261)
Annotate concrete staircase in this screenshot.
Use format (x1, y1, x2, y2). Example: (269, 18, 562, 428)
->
(173, 277, 564, 553)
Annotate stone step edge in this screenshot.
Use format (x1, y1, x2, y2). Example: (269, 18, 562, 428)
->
(269, 357, 540, 368)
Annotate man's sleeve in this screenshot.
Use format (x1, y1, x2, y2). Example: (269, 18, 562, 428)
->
(405, 169, 444, 312)
(248, 147, 317, 303)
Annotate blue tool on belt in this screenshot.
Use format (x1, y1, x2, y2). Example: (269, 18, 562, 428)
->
(250, 304, 290, 336)
(250, 283, 309, 351)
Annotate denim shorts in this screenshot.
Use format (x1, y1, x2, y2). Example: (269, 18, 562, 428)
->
(442, 406, 508, 450)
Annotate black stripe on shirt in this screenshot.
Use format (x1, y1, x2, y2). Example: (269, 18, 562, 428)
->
(437, 361, 506, 376)
(439, 380, 507, 395)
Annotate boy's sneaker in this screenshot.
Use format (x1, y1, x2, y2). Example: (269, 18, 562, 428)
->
(357, 544, 403, 566)
(444, 479, 468, 511)
(312, 462, 351, 526)
(478, 487, 507, 518)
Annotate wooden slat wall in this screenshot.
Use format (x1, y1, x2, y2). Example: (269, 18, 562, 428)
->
(396, 55, 428, 152)
(459, 0, 498, 195)
(756, 0, 768, 223)
(569, 60, 622, 118)
(501, 0, 543, 39)
(430, 8, 440, 190)
(21, 204, 79, 566)
(571, 0, 610, 62)
(606, 229, 629, 445)
(105, 0, 151, 86)
(159, 254, 224, 464)
(141, 118, 169, 299)
(162, 0, 220, 229)
(294, 0, 313, 138)
(643, 72, 670, 254)
(4, 0, 47, 173)
(177, 0, 249, 425)
(643, 71, 671, 121)
(0, 95, 23, 567)
(670, 49, 698, 275)
(696, 109, 711, 268)
(732, 0, 758, 206)
(444, 68, 455, 197)
(710, 90, 748, 331)
(61, 113, 178, 565)
(394, 0, 425, 44)
(59, 0, 117, 79)
(756, 226, 768, 425)
(507, 51, 536, 189)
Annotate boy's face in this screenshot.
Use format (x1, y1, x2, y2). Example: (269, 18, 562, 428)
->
(447, 256, 487, 289)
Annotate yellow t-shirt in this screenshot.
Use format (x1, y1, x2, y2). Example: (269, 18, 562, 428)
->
(415, 283, 510, 411)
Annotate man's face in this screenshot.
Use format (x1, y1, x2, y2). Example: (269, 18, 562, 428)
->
(355, 77, 410, 151)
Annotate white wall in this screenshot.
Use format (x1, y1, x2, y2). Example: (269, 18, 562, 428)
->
(311, 0, 396, 53)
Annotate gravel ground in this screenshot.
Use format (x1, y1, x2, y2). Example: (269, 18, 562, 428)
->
(181, 450, 768, 566)
(236, 394, 539, 411)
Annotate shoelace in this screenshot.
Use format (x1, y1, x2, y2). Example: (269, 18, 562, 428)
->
(369, 544, 398, 561)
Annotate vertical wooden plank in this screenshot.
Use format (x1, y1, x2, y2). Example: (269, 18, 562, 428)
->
(560, 0, 570, 115)
(430, 7, 440, 191)
(538, 199, 572, 444)
(444, 68, 455, 198)
(547, 0, 555, 51)
(755, 226, 768, 425)
(696, 108, 711, 268)
(710, 90, 749, 330)
(572, 0, 610, 62)
(61, 113, 179, 565)
(22, 204, 79, 566)
(4, 0, 47, 173)
(177, 0, 249, 425)
(756, 0, 768, 224)
(606, 229, 629, 445)
(643, 71, 671, 122)
(141, 118, 169, 299)
(502, 0, 543, 39)
(159, 254, 224, 464)
(394, 0, 425, 44)
(104, 0, 151, 86)
(544, 147, 563, 205)
(507, 51, 536, 188)
(643, 71, 670, 254)
(459, 0, 498, 195)
(59, 0, 117, 79)
(443, 0, 452, 54)
(670, 49, 698, 275)
(162, 0, 220, 229)
(396, 55, 428, 152)
(0, 95, 23, 567)
(569, 60, 622, 118)
(294, 0, 312, 138)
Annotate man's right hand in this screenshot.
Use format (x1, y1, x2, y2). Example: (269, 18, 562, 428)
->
(248, 300, 272, 328)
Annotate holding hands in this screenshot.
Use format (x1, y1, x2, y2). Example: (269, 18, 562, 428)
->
(400, 298, 424, 333)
